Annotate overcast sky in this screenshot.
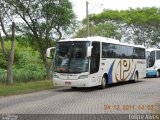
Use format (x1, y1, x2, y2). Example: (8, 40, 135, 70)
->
(70, 0, 160, 20)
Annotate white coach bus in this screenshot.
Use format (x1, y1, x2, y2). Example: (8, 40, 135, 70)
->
(146, 48, 160, 77)
(46, 37, 146, 89)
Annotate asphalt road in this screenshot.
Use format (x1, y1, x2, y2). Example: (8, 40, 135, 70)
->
(0, 78, 160, 119)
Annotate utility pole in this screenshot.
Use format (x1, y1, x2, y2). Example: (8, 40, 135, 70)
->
(86, 1, 89, 37)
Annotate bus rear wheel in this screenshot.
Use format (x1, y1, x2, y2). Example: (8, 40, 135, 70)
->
(71, 87, 77, 89)
(134, 72, 138, 83)
(100, 77, 107, 89)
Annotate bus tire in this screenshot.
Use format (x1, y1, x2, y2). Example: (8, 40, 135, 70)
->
(157, 70, 160, 77)
(71, 87, 77, 89)
(100, 76, 107, 89)
(134, 72, 138, 83)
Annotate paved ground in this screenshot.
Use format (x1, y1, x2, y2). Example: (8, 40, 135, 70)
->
(0, 78, 160, 115)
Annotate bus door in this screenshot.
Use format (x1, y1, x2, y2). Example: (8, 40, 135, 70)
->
(90, 42, 100, 83)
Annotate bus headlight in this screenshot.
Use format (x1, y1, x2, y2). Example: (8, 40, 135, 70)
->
(54, 74, 59, 78)
(78, 75, 88, 79)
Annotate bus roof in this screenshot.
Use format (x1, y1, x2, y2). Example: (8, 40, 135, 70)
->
(58, 36, 145, 48)
(146, 48, 160, 52)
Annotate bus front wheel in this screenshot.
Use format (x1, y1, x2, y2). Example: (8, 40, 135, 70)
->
(100, 77, 107, 89)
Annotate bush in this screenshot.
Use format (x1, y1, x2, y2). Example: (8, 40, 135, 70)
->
(0, 69, 7, 83)
(0, 40, 47, 83)
(13, 68, 46, 83)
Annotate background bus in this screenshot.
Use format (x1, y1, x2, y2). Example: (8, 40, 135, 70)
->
(146, 48, 160, 77)
(46, 36, 146, 89)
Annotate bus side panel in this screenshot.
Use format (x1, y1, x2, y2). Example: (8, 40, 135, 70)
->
(155, 59, 160, 71)
(100, 59, 115, 84)
(111, 59, 136, 82)
(100, 59, 141, 84)
(135, 59, 146, 78)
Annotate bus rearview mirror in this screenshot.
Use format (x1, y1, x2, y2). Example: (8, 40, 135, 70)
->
(87, 46, 93, 57)
(46, 47, 55, 59)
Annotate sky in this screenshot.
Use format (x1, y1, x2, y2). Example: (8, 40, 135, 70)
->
(70, 0, 160, 20)
(1, 0, 160, 36)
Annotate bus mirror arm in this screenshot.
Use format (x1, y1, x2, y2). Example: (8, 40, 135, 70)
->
(46, 47, 55, 59)
(87, 46, 93, 57)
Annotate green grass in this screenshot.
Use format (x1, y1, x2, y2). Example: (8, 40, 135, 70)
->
(0, 80, 54, 96)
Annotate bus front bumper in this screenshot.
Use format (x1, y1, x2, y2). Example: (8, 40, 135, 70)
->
(53, 78, 98, 87)
(146, 70, 157, 77)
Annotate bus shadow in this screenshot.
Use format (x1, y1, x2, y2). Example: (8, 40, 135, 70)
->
(108, 80, 143, 88)
(144, 76, 158, 78)
(56, 80, 143, 92)
(56, 86, 100, 92)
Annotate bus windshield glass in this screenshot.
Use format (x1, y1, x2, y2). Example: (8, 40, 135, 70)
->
(146, 51, 155, 68)
(54, 41, 90, 73)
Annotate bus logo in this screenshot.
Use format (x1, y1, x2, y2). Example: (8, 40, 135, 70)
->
(115, 59, 133, 81)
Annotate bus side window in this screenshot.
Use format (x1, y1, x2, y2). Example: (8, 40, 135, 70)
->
(133, 47, 138, 59)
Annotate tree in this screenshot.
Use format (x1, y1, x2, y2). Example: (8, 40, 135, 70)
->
(3, 0, 76, 79)
(0, 6, 16, 84)
(75, 22, 121, 39)
(78, 8, 160, 47)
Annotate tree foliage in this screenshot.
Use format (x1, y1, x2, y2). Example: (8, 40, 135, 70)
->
(1, 0, 76, 79)
(77, 7, 160, 47)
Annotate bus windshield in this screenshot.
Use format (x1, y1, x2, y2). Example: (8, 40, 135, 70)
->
(54, 41, 90, 73)
(146, 51, 155, 68)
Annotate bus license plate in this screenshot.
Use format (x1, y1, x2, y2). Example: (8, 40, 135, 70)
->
(65, 81, 71, 85)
